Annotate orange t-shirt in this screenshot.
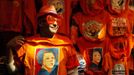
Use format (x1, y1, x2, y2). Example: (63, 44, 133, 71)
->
(17, 34, 79, 75)
(76, 37, 107, 69)
(103, 52, 128, 75)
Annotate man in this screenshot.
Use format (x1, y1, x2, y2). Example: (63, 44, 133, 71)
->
(16, 5, 79, 75)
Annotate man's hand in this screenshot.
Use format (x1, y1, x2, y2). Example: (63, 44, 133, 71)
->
(7, 36, 25, 48)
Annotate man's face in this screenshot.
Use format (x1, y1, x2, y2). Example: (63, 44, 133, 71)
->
(39, 15, 60, 37)
(46, 15, 59, 33)
(42, 52, 56, 69)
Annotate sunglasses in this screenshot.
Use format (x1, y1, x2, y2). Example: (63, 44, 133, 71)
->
(46, 15, 59, 25)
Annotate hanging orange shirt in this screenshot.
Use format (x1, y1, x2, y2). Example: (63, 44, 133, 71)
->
(105, 0, 134, 37)
(72, 0, 109, 74)
(0, 0, 37, 34)
(102, 36, 133, 75)
(103, 0, 134, 74)
(76, 37, 107, 74)
(103, 52, 128, 75)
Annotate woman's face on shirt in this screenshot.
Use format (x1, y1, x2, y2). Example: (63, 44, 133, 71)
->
(92, 51, 101, 64)
(43, 52, 56, 69)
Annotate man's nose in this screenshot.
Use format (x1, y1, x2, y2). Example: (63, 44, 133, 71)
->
(53, 24, 57, 27)
(53, 21, 57, 25)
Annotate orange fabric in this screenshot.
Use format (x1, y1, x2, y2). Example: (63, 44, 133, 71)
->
(80, 0, 104, 16)
(105, 0, 130, 15)
(105, 1, 133, 72)
(0, 0, 37, 35)
(107, 12, 133, 37)
(127, 55, 134, 70)
(103, 52, 129, 75)
(72, 1, 109, 74)
(106, 0, 134, 37)
(133, 37, 134, 48)
(103, 36, 133, 75)
(0, 0, 22, 32)
(17, 34, 79, 75)
(129, 9, 134, 37)
(73, 11, 109, 42)
(70, 25, 79, 44)
(23, 0, 37, 34)
(106, 36, 133, 59)
(85, 70, 104, 75)
(72, 0, 110, 42)
(76, 37, 107, 66)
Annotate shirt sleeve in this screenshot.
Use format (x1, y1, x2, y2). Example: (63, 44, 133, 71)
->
(65, 45, 79, 70)
(102, 53, 112, 72)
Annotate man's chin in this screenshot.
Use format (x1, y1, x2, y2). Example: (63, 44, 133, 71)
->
(51, 30, 57, 33)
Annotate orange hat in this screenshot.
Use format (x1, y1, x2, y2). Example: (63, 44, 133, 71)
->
(38, 5, 61, 18)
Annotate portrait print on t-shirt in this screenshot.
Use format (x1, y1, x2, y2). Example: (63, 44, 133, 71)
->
(35, 48, 59, 75)
(88, 48, 102, 72)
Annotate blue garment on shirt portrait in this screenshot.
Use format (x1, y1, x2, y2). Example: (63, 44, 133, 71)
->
(89, 62, 102, 72)
(38, 65, 58, 75)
